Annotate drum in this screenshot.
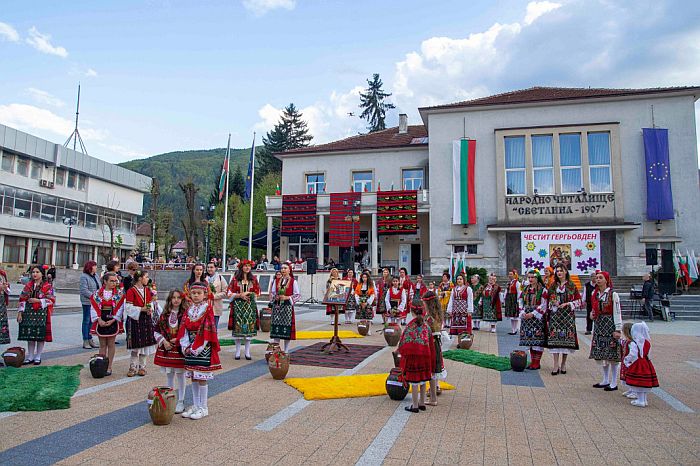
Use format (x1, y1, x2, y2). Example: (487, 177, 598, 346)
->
(510, 350, 528, 372)
(385, 368, 408, 400)
(260, 308, 272, 333)
(383, 323, 401, 346)
(89, 354, 109, 378)
(147, 386, 177, 425)
(2, 347, 25, 368)
(268, 348, 290, 380)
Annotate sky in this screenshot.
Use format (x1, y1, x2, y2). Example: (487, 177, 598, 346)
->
(0, 0, 699, 164)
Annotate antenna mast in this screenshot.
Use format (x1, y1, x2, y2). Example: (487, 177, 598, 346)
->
(64, 83, 89, 155)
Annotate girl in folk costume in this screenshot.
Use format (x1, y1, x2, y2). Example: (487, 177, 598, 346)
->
(519, 270, 546, 370)
(623, 322, 659, 407)
(90, 272, 125, 376)
(423, 291, 446, 404)
(154, 290, 187, 413)
(124, 269, 158, 377)
(446, 275, 474, 338)
(375, 267, 391, 324)
(177, 282, 222, 420)
(17, 266, 55, 365)
(325, 268, 342, 324)
(398, 294, 435, 413)
(343, 269, 359, 324)
(589, 271, 623, 391)
(270, 263, 301, 352)
(385, 276, 407, 323)
(543, 264, 581, 375)
(354, 271, 376, 334)
(410, 274, 427, 316)
(480, 273, 502, 333)
(469, 274, 484, 330)
(398, 267, 413, 325)
(504, 269, 522, 335)
(0, 268, 10, 344)
(227, 259, 261, 360)
(543, 266, 555, 289)
(437, 273, 453, 328)
(182, 263, 206, 301)
(205, 262, 229, 328)
(619, 322, 635, 399)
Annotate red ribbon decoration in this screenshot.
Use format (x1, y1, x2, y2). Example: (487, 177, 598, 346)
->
(153, 387, 166, 410)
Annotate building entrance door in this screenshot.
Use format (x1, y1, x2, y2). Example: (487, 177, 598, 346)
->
(411, 243, 421, 275)
(399, 244, 411, 274)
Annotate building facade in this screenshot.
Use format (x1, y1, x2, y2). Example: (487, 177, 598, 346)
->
(0, 123, 151, 273)
(266, 86, 700, 276)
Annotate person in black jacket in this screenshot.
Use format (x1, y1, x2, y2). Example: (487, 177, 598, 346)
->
(582, 274, 596, 335)
(642, 273, 655, 322)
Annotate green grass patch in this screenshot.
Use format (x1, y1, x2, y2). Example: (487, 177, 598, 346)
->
(0, 365, 83, 412)
(219, 338, 268, 346)
(443, 349, 512, 371)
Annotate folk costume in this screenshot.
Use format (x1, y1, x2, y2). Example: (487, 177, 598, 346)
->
(18, 279, 55, 364)
(505, 271, 522, 335)
(437, 280, 454, 326)
(376, 275, 390, 318)
(125, 285, 157, 376)
(384, 285, 407, 322)
(519, 280, 546, 370)
(398, 312, 435, 413)
(425, 299, 446, 382)
(227, 269, 261, 360)
(446, 285, 473, 336)
(398, 275, 413, 322)
(154, 302, 187, 412)
(270, 273, 301, 351)
(470, 282, 484, 330)
(543, 281, 581, 354)
(343, 277, 359, 324)
(623, 322, 658, 407)
(89, 287, 125, 338)
(410, 281, 427, 315)
(354, 282, 375, 321)
(589, 272, 623, 390)
(480, 282, 502, 332)
(0, 269, 10, 344)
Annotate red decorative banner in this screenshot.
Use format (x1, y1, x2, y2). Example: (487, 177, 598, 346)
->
(377, 190, 418, 235)
(281, 194, 317, 236)
(329, 192, 361, 247)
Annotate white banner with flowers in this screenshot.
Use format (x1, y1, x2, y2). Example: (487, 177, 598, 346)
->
(520, 230, 601, 275)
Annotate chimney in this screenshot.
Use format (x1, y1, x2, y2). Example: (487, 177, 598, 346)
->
(398, 114, 408, 134)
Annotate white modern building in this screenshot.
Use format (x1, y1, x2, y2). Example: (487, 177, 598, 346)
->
(266, 86, 700, 276)
(0, 123, 151, 274)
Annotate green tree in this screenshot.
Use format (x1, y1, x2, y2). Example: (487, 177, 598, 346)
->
(359, 73, 396, 132)
(230, 165, 246, 198)
(258, 103, 313, 179)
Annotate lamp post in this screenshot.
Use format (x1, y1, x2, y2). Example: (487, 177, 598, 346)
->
(200, 204, 216, 264)
(62, 216, 76, 268)
(343, 199, 361, 272)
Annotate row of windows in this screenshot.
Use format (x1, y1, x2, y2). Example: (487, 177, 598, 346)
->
(0, 151, 88, 191)
(305, 169, 425, 195)
(0, 185, 137, 234)
(3, 235, 113, 266)
(504, 131, 612, 195)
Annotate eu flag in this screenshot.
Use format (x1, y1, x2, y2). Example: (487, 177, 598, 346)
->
(244, 144, 254, 201)
(643, 128, 674, 220)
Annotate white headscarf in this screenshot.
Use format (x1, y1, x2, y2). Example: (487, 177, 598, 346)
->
(631, 321, 651, 358)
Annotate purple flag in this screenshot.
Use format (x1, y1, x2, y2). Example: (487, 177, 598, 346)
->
(643, 128, 674, 220)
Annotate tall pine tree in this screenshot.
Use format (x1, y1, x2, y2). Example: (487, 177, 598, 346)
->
(258, 103, 313, 179)
(359, 73, 396, 132)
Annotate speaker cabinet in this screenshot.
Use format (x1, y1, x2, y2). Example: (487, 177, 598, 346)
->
(306, 257, 317, 275)
(645, 248, 658, 266)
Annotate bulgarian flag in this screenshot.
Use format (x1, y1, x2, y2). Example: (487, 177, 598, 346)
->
(217, 151, 229, 201)
(453, 139, 477, 224)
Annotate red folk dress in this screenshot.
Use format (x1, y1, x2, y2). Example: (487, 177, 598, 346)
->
(177, 301, 222, 379)
(624, 340, 659, 389)
(154, 305, 186, 370)
(398, 317, 435, 383)
(17, 280, 55, 342)
(90, 287, 126, 337)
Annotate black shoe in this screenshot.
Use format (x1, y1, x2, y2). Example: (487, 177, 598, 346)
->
(404, 406, 419, 413)
(551, 370, 559, 376)
(584, 331, 592, 335)
(593, 383, 609, 388)
(508, 332, 517, 335)
(115, 341, 121, 345)
(33, 359, 41, 365)
(235, 356, 241, 360)
(604, 386, 618, 392)
(245, 355, 252, 360)
(418, 405, 426, 411)
(560, 370, 567, 375)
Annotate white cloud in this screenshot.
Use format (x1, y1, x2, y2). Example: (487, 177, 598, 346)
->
(0, 103, 106, 141)
(524, 1, 562, 25)
(242, 0, 295, 16)
(85, 68, 98, 78)
(0, 21, 19, 42)
(26, 26, 68, 58)
(26, 88, 64, 107)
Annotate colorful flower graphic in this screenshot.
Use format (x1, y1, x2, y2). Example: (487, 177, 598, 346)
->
(526, 242, 536, 252)
(576, 261, 589, 272)
(586, 257, 599, 269)
(538, 249, 547, 258)
(586, 242, 596, 251)
(574, 249, 583, 257)
(533, 260, 544, 270)
(523, 257, 535, 268)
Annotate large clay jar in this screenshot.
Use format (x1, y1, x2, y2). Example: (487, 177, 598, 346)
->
(260, 308, 272, 333)
(2, 347, 26, 368)
(385, 367, 408, 400)
(383, 323, 401, 346)
(89, 354, 109, 378)
(510, 350, 528, 372)
(268, 348, 290, 380)
(147, 386, 177, 425)
(457, 333, 473, 350)
(265, 342, 281, 363)
(357, 320, 369, 336)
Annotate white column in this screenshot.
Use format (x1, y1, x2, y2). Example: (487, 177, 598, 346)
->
(51, 240, 57, 265)
(266, 216, 273, 261)
(25, 238, 32, 264)
(0, 235, 5, 263)
(317, 214, 325, 266)
(371, 213, 378, 275)
(93, 245, 98, 262)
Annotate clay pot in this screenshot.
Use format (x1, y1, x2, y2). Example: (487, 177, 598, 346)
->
(385, 368, 408, 400)
(260, 308, 272, 333)
(510, 350, 528, 372)
(2, 347, 25, 368)
(383, 323, 401, 347)
(268, 349, 290, 380)
(357, 321, 369, 336)
(147, 386, 177, 425)
(457, 333, 473, 350)
(391, 350, 402, 368)
(89, 354, 109, 378)
(265, 342, 281, 363)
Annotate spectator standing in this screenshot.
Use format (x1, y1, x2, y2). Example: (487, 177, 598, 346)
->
(581, 273, 596, 335)
(79, 261, 100, 349)
(205, 262, 229, 328)
(641, 273, 655, 322)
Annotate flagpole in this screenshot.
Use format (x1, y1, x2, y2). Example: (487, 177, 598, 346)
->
(247, 132, 256, 261)
(222, 134, 231, 272)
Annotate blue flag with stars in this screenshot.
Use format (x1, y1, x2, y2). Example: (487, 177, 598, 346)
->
(244, 143, 254, 201)
(643, 128, 674, 220)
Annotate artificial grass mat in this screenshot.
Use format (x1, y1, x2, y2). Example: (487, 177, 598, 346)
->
(0, 365, 83, 412)
(443, 349, 512, 371)
(219, 338, 268, 346)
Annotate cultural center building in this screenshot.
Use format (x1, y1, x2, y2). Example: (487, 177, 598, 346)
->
(265, 86, 700, 277)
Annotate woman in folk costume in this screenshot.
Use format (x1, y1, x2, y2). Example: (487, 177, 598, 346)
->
(0, 268, 10, 344)
(543, 264, 581, 375)
(543, 266, 555, 289)
(375, 267, 391, 324)
(623, 321, 659, 407)
(154, 289, 188, 413)
(124, 269, 158, 377)
(343, 268, 359, 324)
(446, 274, 474, 339)
(325, 268, 342, 324)
(90, 272, 125, 376)
(270, 262, 301, 352)
(398, 295, 435, 413)
(589, 271, 623, 391)
(519, 270, 546, 370)
(385, 276, 407, 323)
(437, 273, 453, 328)
(409, 274, 427, 316)
(504, 269, 522, 335)
(354, 271, 376, 334)
(227, 259, 261, 360)
(17, 265, 55, 365)
(398, 267, 413, 325)
(480, 273, 502, 333)
(177, 282, 222, 420)
(182, 263, 206, 301)
(469, 274, 484, 330)
(423, 291, 446, 404)
(205, 261, 229, 328)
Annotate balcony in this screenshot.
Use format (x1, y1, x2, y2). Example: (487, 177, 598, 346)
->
(264, 189, 430, 216)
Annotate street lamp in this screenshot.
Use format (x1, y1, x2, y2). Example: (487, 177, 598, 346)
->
(200, 204, 216, 264)
(343, 199, 361, 272)
(62, 216, 76, 268)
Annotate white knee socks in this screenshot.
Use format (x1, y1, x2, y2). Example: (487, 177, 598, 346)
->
(130, 351, 139, 368)
(609, 363, 620, 388)
(601, 363, 610, 385)
(26, 341, 36, 360)
(638, 392, 647, 404)
(282, 339, 290, 352)
(235, 338, 242, 358)
(138, 354, 146, 369)
(176, 372, 186, 401)
(166, 372, 175, 388)
(511, 319, 519, 333)
(191, 382, 201, 408)
(200, 384, 208, 409)
(244, 338, 251, 358)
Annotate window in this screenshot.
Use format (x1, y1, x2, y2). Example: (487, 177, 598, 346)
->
(402, 169, 424, 190)
(353, 171, 373, 192)
(287, 234, 319, 261)
(3, 236, 26, 263)
(77, 244, 93, 266)
(1, 153, 13, 172)
(559, 133, 582, 193)
(2, 187, 14, 215)
(55, 168, 65, 186)
(453, 244, 478, 255)
(30, 161, 42, 180)
(505, 136, 526, 195)
(531, 135, 554, 194)
(13, 190, 32, 218)
(16, 157, 29, 177)
(55, 242, 70, 267)
(305, 173, 325, 194)
(31, 239, 52, 265)
(67, 171, 77, 189)
(588, 132, 612, 192)
(41, 195, 57, 222)
(85, 206, 98, 229)
(78, 174, 87, 191)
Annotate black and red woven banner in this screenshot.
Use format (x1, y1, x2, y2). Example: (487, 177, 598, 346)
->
(377, 190, 418, 235)
(329, 192, 361, 247)
(281, 194, 317, 237)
